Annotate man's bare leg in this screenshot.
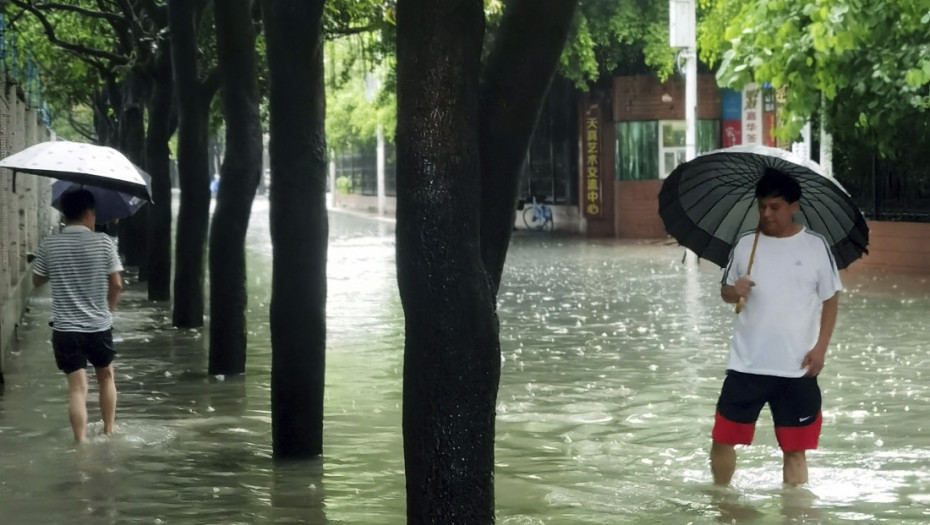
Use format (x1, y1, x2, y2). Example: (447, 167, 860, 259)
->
(66, 369, 89, 442)
(783, 450, 808, 486)
(95, 365, 117, 435)
(711, 441, 736, 485)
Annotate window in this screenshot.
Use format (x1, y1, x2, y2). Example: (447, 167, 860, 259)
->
(616, 121, 659, 181)
(617, 120, 721, 181)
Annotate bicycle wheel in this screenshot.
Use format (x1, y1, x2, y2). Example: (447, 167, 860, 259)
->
(523, 206, 545, 230)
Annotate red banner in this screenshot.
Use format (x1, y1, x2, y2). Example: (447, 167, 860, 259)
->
(722, 120, 741, 148)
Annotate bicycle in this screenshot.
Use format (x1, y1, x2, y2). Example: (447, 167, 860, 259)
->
(521, 195, 553, 231)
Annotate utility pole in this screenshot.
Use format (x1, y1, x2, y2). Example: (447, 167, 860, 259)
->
(670, 0, 697, 162)
(670, 0, 699, 267)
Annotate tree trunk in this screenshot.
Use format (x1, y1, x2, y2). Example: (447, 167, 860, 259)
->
(396, 0, 577, 521)
(117, 71, 150, 275)
(209, 0, 263, 375)
(146, 39, 177, 302)
(261, 0, 329, 458)
(92, 78, 119, 147)
(169, 0, 213, 328)
(396, 1, 500, 522)
(479, 0, 578, 293)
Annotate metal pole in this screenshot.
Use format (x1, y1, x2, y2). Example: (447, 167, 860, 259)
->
(376, 125, 385, 216)
(685, 46, 697, 162)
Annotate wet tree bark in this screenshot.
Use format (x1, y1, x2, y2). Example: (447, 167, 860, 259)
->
(396, 1, 498, 522)
(169, 0, 214, 328)
(261, 0, 329, 458)
(395, 0, 577, 521)
(146, 38, 177, 302)
(478, 0, 578, 292)
(117, 71, 150, 275)
(208, 0, 263, 375)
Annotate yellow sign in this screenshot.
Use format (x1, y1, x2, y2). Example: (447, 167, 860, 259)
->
(583, 103, 601, 218)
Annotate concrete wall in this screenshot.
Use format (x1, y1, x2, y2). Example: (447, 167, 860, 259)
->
(0, 75, 54, 379)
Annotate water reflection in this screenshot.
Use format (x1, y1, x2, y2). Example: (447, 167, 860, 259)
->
(1, 199, 929, 523)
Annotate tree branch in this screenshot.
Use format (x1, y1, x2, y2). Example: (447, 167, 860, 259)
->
(10, 0, 131, 66)
(32, 1, 125, 23)
(67, 111, 97, 141)
(324, 23, 380, 37)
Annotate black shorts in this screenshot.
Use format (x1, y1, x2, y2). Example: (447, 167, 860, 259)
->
(52, 329, 116, 375)
(713, 370, 822, 451)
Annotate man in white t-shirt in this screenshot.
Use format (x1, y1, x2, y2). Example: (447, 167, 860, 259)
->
(711, 167, 841, 487)
(32, 189, 124, 443)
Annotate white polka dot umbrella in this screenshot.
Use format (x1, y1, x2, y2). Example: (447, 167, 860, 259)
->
(0, 140, 153, 202)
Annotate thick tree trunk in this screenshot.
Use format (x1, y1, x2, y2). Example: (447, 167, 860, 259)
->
(396, 1, 500, 522)
(261, 0, 328, 458)
(93, 78, 119, 147)
(479, 0, 578, 293)
(169, 0, 212, 328)
(117, 71, 150, 275)
(146, 41, 176, 302)
(208, 0, 263, 375)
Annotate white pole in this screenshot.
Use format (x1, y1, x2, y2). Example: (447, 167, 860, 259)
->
(671, 0, 699, 265)
(685, 46, 697, 162)
(328, 155, 336, 209)
(670, 0, 697, 162)
(376, 125, 385, 216)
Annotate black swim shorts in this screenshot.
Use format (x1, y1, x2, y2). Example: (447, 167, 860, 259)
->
(52, 329, 116, 374)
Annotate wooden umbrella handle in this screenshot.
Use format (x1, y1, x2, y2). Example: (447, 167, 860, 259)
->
(735, 229, 761, 314)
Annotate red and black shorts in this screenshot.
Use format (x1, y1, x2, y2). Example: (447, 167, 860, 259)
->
(712, 370, 822, 451)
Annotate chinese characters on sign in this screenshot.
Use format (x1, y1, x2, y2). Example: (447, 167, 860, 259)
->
(741, 83, 763, 145)
(584, 103, 601, 218)
(762, 87, 776, 147)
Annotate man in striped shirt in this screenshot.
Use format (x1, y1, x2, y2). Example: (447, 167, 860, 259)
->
(32, 189, 124, 443)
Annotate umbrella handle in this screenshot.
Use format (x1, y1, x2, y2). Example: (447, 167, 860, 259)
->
(735, 229, 761, 314)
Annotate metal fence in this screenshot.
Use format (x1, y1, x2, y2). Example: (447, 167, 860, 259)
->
(332, 143, 397, 197)
(836, 151, 930, 223)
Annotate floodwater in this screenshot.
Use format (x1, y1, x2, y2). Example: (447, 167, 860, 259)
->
(2, 195, 930, 524)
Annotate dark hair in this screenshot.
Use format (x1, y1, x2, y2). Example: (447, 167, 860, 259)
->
(755, 167, 801, 203)
(60, 188, 95, 221)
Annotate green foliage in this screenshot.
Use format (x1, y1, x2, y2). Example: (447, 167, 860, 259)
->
(324, 33, 396, 154)
(699, 0, 930, 157)
(559, 0, 678, 88)
(5, 1, 125, 137)
(335, 175, 352, 194)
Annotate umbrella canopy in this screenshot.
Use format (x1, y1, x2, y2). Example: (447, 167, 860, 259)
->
(0, 141, 153, 202)
(51, 181, 148, 224)
(658, 144, 869, 269)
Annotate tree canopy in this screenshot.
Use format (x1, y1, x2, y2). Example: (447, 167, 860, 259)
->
(699, 0, 930, 156)
(559, 0, 677, 88)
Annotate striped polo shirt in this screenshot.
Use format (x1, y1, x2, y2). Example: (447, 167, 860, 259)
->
(33, 225, 124, 333)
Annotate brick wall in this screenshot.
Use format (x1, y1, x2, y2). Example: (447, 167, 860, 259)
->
(614, 179, 666, 239)
(850, 221, 930, 273)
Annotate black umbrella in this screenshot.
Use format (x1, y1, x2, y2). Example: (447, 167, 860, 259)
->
(658, 144, 869, 270)
(51, 181, 148, 224)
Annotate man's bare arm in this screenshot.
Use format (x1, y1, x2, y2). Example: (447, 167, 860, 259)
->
(721, 277, 754, 304)
(801, 293, 840, 376)
(33, 273, 49, 287)
(107, 272, 123, 311)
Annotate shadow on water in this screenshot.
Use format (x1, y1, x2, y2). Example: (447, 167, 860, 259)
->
(3, 200, 930, 523)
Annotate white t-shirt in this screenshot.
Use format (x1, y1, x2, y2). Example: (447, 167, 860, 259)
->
(722, 227, 842, 377)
